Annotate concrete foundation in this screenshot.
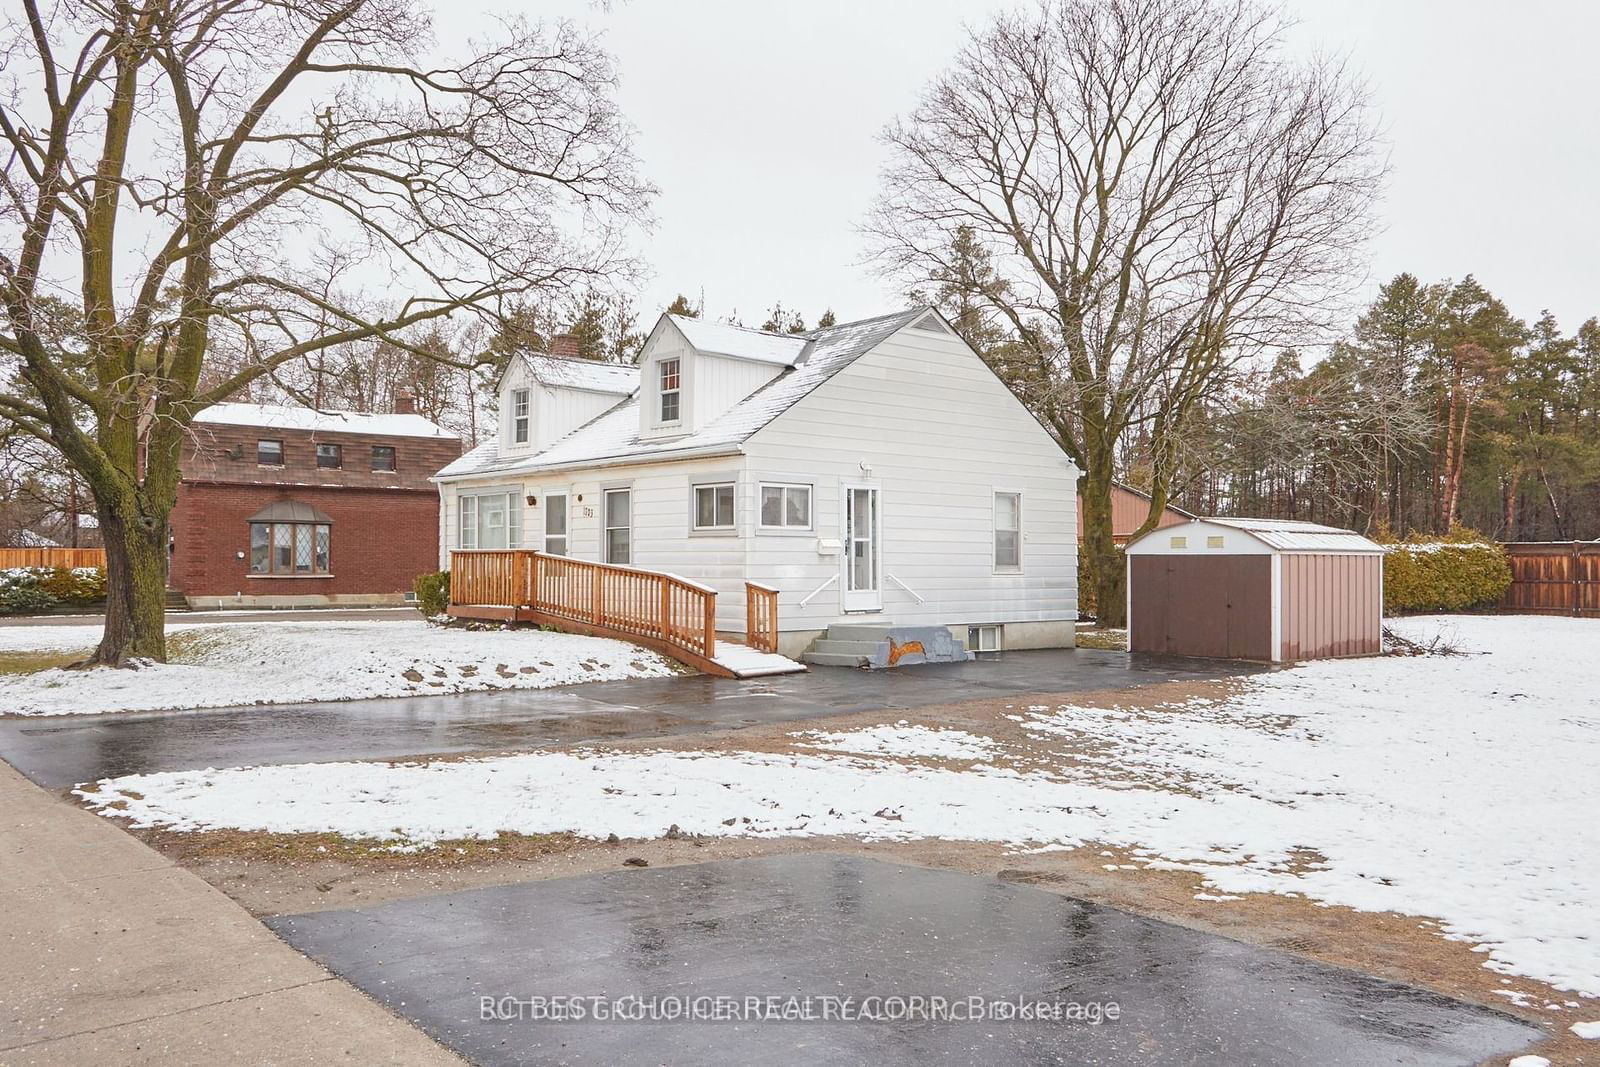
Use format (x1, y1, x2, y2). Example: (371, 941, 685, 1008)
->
(182, 591, 413, 610)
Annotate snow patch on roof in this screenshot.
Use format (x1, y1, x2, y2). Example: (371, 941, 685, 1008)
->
(436, 308, 927, 481)
(668, 315, 810, 365)
(521, 354, 637, 395)
(194, 403, 455, 439)
(1205, 517, 1383, 553)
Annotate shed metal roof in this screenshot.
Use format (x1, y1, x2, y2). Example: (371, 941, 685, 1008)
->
(1204, 517, 1384, 553)
(248, 499, 334, 524)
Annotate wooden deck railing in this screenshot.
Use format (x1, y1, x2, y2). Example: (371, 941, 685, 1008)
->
(745, 581, 779, 653)
(0, 547, 106, 569)
(450, 550, 718, 661)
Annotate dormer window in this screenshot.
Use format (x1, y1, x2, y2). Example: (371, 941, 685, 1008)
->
(658, 359, 681, 423)
(511, 388, 530, 444)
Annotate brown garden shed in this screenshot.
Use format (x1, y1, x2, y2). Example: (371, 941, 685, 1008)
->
(1125, 518, 1384, 662)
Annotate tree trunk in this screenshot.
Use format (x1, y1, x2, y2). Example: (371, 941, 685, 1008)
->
(1080, 460, 1125, 629)
(93, 502, 169, 665)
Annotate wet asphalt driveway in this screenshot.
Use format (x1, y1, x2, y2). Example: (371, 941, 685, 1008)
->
(267, 853, 1543, 1066)
(0, 648, 1254, 789)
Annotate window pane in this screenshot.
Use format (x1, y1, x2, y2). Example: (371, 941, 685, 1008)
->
(507, 494, 522, 549)
(660, 391, 679, 423)
(459, 496, 476, 549)
(316, 443, 340, 468)
(545, 536, 567, 557)
(606, 528, 630, 565)
(996, 492, 1020, 530)
(273, 524, 292, 571)
(760, 486, 783, 526)
(659, 359, 679, 390)
(605, 489, 629, 527)
(545, 494, 566, 536)
(850, 538, 870, 589)
(293, 524, 313, 572)
(315, 525, 330, 572)
(695, 486, 716, 528)
(716, 485, 734, 527)
(371, 446, 395, 472)
(995, 530, 1020, 568)
(851, 489, 871, 537)
(257, 440, 282, 465)
(249, 524, 269, 572)
(785, 487, 809, 527)
(478, 495, 507, 550)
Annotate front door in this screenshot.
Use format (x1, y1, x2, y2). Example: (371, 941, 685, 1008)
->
(843, 484, 881, 612)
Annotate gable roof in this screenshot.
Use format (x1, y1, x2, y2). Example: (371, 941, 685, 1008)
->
(436, 308, 928, 481)
(515, 353, 638, 395)
(1206, 517, 1383, 553)
(194, 402, 455, 439)
(667, 315, 810, 365)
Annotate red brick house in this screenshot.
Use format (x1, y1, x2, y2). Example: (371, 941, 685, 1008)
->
(169, 401, 462, 608)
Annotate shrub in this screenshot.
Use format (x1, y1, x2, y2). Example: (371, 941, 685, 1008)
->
(414, 570, 451, 617)
(1383, 540, 1511, 613)
(37, 566, 107, 602)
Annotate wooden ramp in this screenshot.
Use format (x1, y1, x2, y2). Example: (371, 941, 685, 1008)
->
(449, 551, 804, 679)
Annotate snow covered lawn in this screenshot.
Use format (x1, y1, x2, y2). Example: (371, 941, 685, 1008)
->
(0, 620, 675, 715)
(78, 615, 1600, 1003)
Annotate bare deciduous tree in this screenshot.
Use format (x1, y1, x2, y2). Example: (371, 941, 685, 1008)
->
(868, 0, 1384, 624)
(0, 0, 651, 662)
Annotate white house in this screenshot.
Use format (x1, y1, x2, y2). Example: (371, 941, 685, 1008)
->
(432, 308, 1078, 659)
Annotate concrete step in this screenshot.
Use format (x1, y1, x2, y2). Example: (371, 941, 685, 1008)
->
(819, 623, 897, 640)
(806, 639, 885, 656)
(802, 651, 873, 668)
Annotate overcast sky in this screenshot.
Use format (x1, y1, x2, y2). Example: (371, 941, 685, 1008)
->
(448, 0, 1599, 335)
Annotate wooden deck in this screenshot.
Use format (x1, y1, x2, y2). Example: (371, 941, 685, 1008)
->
(448, 551, 802, 678)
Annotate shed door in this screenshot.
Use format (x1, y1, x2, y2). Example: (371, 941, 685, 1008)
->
(1129, 555, 1273, 661)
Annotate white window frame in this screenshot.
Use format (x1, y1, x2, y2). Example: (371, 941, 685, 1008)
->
(457, 487, 522, 551)
(511, 388, 530, 444)
(758, 482, 813, 532)
(968, 624, 1002, 653)
(993, 490, 1022, 573)
(603, 486, 632, 565)
(657, 358, 682, 425)
(691, 481, 736, 532)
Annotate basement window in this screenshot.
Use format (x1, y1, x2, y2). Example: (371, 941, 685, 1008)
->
(968, 625, 1002, 653)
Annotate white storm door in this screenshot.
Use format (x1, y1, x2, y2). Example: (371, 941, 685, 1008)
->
(842, 485, 881, 611)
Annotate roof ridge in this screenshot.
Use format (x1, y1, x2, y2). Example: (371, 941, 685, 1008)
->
(666, 313, 805, 343)
(800, 306, 926, 339)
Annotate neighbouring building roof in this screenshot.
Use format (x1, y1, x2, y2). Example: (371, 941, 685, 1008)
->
(247, 499, 335, 524)
(194, 402, 456, 440)
(1204, 517, 1384, 553)
(518, 354, 638, 395)
(436, 308, 928, 482)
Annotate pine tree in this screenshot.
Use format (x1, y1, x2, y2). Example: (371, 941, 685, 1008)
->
(665, 293, 699, 318)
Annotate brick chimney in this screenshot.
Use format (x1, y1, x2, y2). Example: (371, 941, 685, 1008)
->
(549, 332, 581, 358)
(393, 391, 417, 415)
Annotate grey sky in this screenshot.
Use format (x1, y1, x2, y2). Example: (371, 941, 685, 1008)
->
(450, 0, 1600, 335)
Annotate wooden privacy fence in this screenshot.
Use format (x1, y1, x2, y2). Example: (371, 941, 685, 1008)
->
(450, 550, 718, 663)
(0, 547, 106, 570)
(745, 581, 779, 653)
(1500, 542, 1600, 617)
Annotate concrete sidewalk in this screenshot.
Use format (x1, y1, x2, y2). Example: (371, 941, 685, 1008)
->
(0, 763, 460, 1065)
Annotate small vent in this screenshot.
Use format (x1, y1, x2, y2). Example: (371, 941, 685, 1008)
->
(403, 591, 418, 602)
(1169, 536, 1188, 549)
(911, 311, 951, 334)
(1206, 536, 1225, 549)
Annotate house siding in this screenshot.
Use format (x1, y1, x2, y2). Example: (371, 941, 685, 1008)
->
(739, 325, 1077, 642)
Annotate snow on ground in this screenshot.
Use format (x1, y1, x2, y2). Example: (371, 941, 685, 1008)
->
(791, 722, 1004, 761)
(78, 615, 1600, 1000)
(0, 620, 675, 715)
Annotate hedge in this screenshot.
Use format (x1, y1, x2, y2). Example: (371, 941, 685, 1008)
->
(414, 570, 451, 617)
(1382, 541, 1511, 613)
(0, 566, 108, 615)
